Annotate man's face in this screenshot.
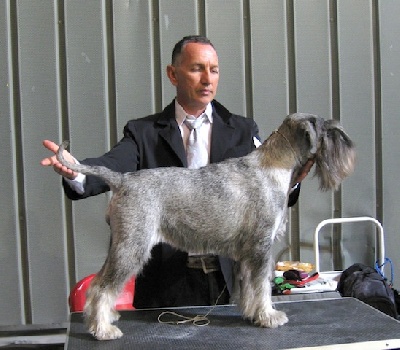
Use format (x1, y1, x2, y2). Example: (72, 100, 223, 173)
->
(167, 42, 219, 115)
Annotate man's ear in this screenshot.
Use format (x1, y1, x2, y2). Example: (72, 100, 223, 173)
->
(166, 65, 178, 86)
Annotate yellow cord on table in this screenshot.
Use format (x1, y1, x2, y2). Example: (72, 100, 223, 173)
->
(157, 285, 227, 327)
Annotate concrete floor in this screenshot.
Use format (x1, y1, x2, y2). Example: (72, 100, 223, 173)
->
(0, 323, 67, 349)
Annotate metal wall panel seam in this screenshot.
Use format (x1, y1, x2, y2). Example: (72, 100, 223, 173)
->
(7, 0, 29, 325)
(102, 0, 117, 148)
(372, 0, 383, 225)
(197, 0, 206, 36)
(329, 0, 344, 270)
(285, 0, 300, 261)
(54, 0, 76, 295)
(285, 0, 297, 115)
(243, 0, 253, 120)
(371, 0, 384, 257)
(151, 0, 162, 112)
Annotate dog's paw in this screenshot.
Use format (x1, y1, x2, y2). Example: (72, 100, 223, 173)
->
(255, 309, 288, 328)
(91, 324, 123, 340)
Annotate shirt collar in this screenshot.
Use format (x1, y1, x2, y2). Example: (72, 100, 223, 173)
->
(174, 99, 213, 126)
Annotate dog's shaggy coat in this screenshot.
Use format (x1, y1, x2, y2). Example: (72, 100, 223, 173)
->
(57, 113, 355, 340)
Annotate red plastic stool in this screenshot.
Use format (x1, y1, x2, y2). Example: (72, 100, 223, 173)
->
(69, 274, 135, 312)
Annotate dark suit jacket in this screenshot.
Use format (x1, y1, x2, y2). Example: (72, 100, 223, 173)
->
(63, 99, 300, 308)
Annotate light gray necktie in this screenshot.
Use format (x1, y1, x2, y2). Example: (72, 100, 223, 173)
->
(184, 114, 209, 169)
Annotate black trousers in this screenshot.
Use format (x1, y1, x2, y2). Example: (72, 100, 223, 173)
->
(134, 246, 230, 309)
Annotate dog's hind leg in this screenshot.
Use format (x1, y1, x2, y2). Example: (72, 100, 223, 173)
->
(84, 273, 123, 340)
(84, 231, 155, 340)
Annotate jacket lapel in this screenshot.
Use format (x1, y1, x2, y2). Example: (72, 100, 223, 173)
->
(157, 101, 188, 167)
(210, 102, 235, 164)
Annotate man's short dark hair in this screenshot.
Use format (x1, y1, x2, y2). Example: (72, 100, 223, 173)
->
(171, 35, 215, 65)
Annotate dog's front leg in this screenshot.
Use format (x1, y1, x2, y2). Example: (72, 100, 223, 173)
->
(252, 265, 288, 328)
(239, 257, 288, 328)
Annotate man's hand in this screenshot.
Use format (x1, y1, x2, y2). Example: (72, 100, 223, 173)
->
(40, 140, 79, 179)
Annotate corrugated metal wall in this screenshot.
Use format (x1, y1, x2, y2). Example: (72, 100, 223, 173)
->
(0, 0, 399, 326)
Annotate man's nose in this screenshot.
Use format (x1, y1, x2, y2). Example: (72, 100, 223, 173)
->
(201, 70, 211, 85)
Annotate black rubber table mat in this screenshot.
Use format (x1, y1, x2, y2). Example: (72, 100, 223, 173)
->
(66, 298, 400, 349)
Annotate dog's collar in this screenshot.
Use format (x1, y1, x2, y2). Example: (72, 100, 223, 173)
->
(272, 130, 302, 166)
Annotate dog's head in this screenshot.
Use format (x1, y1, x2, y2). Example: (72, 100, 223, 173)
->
(279, 113, 356, 191)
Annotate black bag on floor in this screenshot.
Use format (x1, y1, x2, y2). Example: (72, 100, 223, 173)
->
(337, 263, 398, 318)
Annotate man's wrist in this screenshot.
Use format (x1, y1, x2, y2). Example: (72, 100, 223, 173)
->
(63, 158, 86, 194)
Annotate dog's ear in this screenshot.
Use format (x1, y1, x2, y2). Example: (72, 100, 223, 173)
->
(315, 119, 356, 191)
(289, 113, 324, 157)
(303, 116, 325, 155)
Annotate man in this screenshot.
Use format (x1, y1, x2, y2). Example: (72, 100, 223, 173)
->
(41, 35, 311, 308)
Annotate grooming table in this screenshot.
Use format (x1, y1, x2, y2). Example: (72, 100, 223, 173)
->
(65, 297, 400, 349)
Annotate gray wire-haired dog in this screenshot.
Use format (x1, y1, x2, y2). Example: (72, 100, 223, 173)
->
(57, 113, 355, 340)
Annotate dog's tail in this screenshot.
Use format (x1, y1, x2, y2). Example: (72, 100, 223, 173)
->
(56, 141, 123, 190)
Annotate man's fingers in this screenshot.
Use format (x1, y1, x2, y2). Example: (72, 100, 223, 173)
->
(41, 139, 73, 166)
(41, 139, 77, 179)
(41, 140, 59, 166)
(42, 139, 59, 153)
(51, 161, 76, 179)
(40, 157, 54, 166)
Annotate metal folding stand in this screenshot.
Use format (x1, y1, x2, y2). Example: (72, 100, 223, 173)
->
(314, 216, 385, 274)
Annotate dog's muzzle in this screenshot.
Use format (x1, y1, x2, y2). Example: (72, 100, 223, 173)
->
(187, 255, 220, 274)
